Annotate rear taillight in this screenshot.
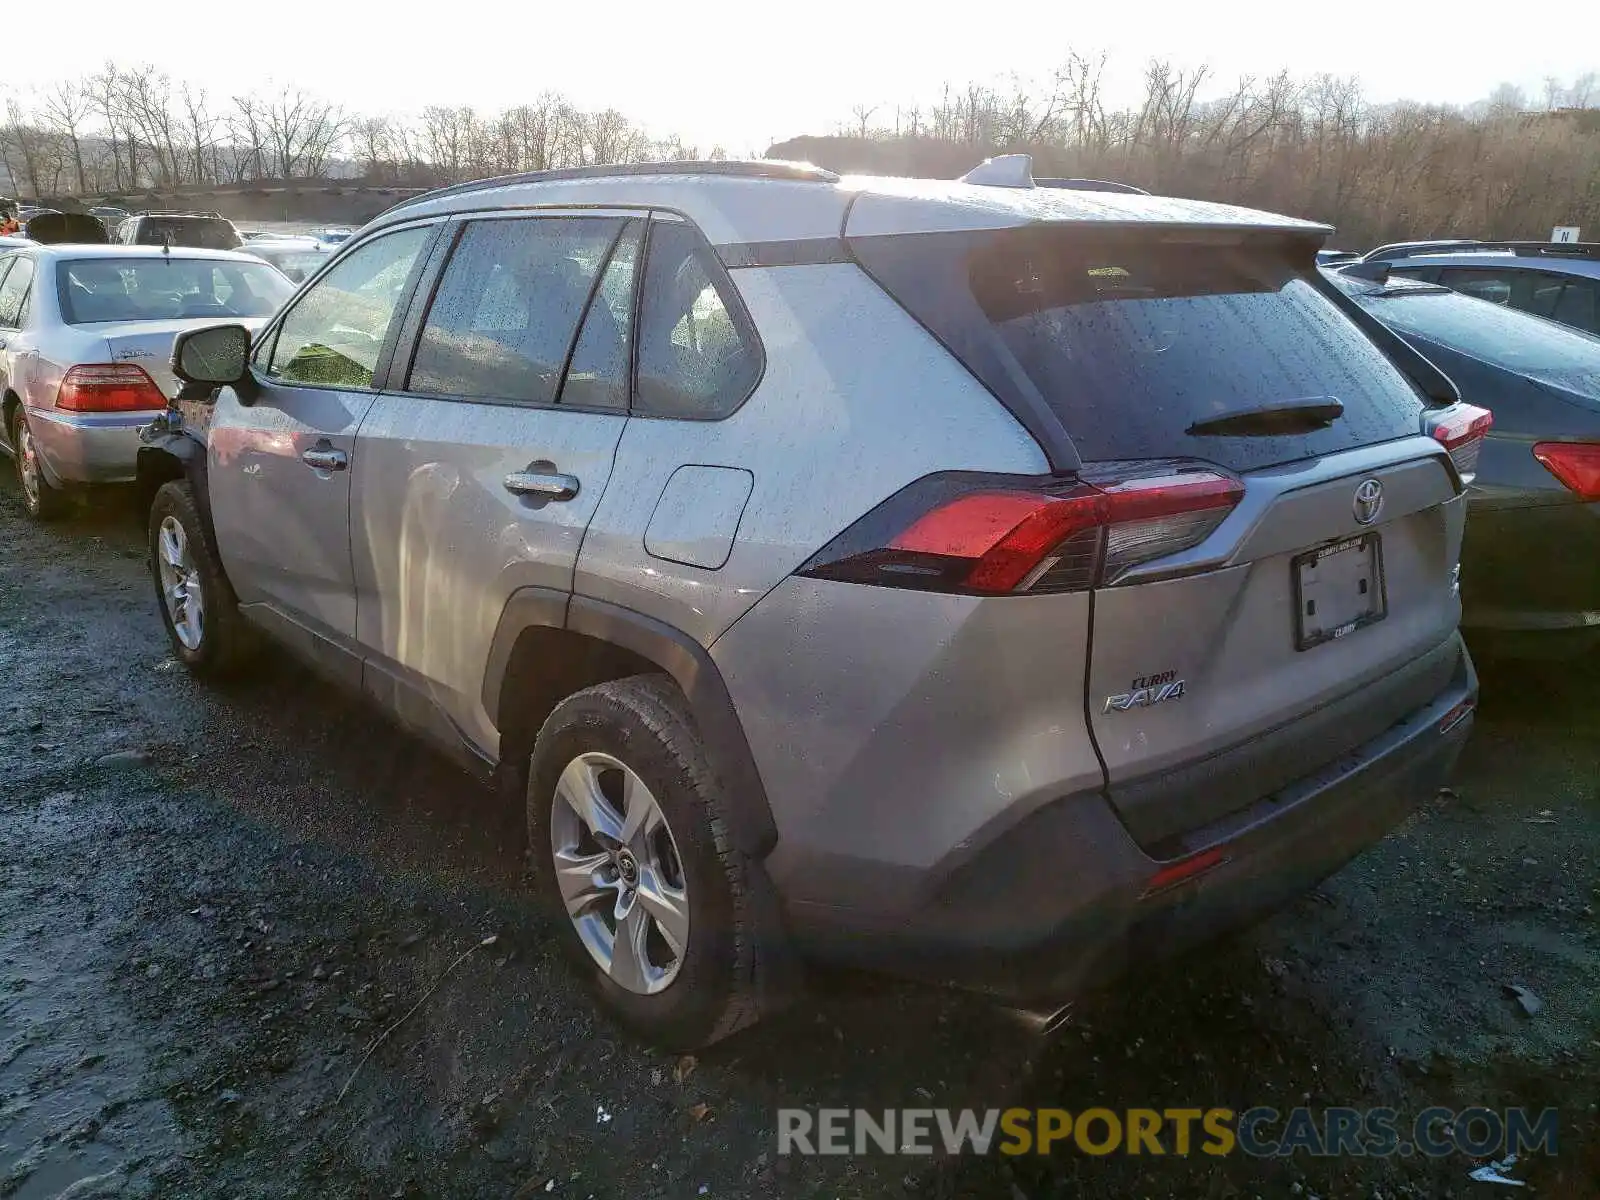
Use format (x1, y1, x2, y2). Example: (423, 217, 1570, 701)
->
(1425, 403, 1494, 480)
(798, 466, 1243, 595)
(56, 364, 167, 413)
(1532, 442, 1600, 501)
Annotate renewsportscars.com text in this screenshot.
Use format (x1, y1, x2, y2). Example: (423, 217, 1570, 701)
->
(777, 1106, 1559, 1158)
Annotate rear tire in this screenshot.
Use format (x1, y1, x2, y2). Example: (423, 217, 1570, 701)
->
(527, 675, 767, 1049)
(9, 407, 67, 521)
(148, 480, 255, 677)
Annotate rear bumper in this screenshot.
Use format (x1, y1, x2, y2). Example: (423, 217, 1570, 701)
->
(786, 636, 1477, 1005)
(1461, 497, 1600, 652)
(26, 406, 161, 486)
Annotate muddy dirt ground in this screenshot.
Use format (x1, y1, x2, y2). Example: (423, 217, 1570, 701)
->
(2, 479, 1597, 1200)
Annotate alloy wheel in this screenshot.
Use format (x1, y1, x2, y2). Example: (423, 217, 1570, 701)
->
(549, 751, 690, 995)
(156, 516, 205, 650)
(14, 419, 40, 510)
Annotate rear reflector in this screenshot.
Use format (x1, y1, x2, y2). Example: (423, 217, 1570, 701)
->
(799, 466, 1243, 595)
(1425, 403, 1494, 481)
(56, 364, 167, 413)
(1532, 442, 1600, 501)
(1141, 846, 1228, 897)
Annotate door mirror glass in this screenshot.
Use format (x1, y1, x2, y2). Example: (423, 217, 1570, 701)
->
(173, 323, 251, 385)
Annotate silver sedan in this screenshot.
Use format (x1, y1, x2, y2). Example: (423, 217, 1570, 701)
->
(0, 243, 293, 519)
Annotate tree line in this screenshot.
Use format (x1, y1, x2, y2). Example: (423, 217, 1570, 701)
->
(0, 63, 721, 198)
(776, 59, 1600, 248)
(3, 56, 1598, 249)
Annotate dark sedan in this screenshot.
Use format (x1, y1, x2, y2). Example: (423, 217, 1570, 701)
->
(1330, 267, 1600, 655)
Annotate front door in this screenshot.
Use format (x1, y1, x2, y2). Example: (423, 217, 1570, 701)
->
(207, 223, 437, 681)
(350, 213, 641, 754)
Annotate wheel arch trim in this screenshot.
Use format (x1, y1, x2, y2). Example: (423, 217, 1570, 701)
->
(483, 589, 779, 859)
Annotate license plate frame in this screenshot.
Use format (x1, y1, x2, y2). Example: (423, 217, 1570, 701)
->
(1292, 533, 1386, 651)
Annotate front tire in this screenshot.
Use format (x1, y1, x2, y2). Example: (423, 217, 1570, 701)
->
(9, 407, 67, 521)
(148, 480, 254, 677)
(528, 675, 766, 1049)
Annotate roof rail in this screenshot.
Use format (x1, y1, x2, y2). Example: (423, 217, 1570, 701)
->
(385, 159, 840, 214)
(141, 210, 228, 219)
(1365, 238, 1600, 262)
(1035, 177, 1150, 196)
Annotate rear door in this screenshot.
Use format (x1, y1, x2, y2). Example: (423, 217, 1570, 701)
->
(349, 211, 638, 755)
(853, 225, 1468, 850)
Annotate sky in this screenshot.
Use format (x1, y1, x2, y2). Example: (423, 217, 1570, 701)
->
(10, 0, 1600, 153)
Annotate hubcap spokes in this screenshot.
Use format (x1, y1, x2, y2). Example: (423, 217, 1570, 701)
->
(550, 752, 689, 995)
(156, 516, 204, 650)
(16, 423, 39, 507)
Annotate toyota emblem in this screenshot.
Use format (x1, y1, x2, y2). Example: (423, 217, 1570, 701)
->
(1353, 478, 1384, 525)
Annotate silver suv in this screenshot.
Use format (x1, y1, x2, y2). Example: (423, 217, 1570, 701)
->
(138, 158, 1482, 1049)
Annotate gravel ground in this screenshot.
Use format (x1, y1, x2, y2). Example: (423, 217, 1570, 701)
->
(1, 480, 1597, 1200)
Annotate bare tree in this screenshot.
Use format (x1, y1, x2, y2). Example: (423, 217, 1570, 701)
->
(40, 81, 92, 193)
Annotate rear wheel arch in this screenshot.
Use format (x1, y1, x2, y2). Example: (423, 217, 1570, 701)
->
(485, 590, 778, 860)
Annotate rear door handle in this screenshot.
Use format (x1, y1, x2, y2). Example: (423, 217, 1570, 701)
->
(301, 447, 348, 471)
(504, 470, 579, 500)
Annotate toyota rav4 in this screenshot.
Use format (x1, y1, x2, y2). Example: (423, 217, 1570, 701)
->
(137, 157, 1482, 1049)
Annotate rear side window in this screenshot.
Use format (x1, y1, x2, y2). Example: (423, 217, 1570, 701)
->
(853, 229, 1428, 471)
(633, 221, 760, 419)
(0, 256, 34, 326)
(408, 216, 622, 404)
(561, 219, 643, 410)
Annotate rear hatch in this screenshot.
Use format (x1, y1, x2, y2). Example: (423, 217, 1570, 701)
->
(848, 222, 1470, 850)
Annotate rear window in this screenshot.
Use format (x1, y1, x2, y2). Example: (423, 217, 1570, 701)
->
(58, 258, 293, 324)
(1362, 289, 1600, 374)
(136, 218, 241, 251)
(853, 228, 1427, 471)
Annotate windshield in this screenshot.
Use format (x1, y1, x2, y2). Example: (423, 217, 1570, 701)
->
(1364, 289, 1600, 373)
(58, 258, 294, 324)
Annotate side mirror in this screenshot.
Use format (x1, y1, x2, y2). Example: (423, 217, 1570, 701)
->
(172, 324, 255, 401)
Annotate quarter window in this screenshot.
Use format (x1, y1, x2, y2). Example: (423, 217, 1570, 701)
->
(264, 225, 431, 390)
(408, 216, 622, 404)
(0, 256, 35, 327)
(633, 221, 760, 419)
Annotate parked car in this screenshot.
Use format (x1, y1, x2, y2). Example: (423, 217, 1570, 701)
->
(139, 158, 1481, 1048)
(1358, 240, 1600, 337)
(0, 244, 293, 519)
(89, 205, 131, 233)
(1329, 263, 1600, 655)
(238, 235, 332, 282)
(116, 210, 244, 251)
(307, 225, 354, 247)
(23, 212, 111, 245)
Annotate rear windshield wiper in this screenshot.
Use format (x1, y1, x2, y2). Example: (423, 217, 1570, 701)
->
(1187, 397, 1345, 437)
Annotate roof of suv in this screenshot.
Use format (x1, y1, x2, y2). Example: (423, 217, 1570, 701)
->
(1361, 241, 1600, 280)
(370, 160, 1331, 249)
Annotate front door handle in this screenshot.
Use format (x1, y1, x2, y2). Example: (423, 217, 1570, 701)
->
(504, 470, 579, 500)
(301, 447, 348, 471)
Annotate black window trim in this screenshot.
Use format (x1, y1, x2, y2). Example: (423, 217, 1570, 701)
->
(248, 217, 445, 397)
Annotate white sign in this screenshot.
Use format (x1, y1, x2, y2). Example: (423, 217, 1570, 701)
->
(1552, 226, 1581, 243)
